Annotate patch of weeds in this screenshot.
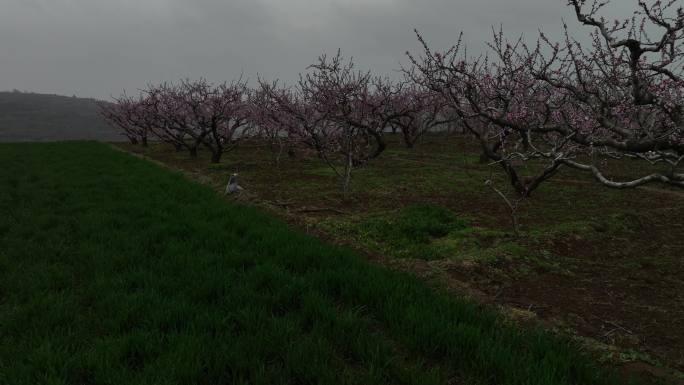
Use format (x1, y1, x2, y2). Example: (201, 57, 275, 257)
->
(621, 260, 643, 270)
(513, 249, 570, 276)
(383, 204, 468, 242)
(533, 249, 568, 272)
(466, 240, 530, 265)
(430, 237, 472, 259)
(328, 206, 539, 265)
(576, 335, 679, 382)
(565, 212, 643, 237)
(605, 213, 643, 232)
(617, 350, 664, 368)
(527, 221, 594, 239)
(305, 166, 338, 177)
(422, 171, 485, 194)
(206, 162, 231, 171)
(356, 204, 470, 260)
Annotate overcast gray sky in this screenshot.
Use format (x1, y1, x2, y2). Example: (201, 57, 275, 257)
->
(0, 0, 637, 100)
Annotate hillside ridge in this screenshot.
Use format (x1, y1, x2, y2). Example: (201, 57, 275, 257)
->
(0, 91, 120, 142)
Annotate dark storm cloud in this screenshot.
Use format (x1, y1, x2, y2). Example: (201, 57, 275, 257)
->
(0, 0, 638, 99)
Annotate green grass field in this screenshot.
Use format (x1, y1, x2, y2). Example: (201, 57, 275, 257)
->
(0, 142, 625, 385)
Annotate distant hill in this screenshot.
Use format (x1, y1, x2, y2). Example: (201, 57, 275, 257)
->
(0, 91, 122, 142)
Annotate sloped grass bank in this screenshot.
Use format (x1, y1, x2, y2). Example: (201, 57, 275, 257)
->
(0, 142, 623, 385)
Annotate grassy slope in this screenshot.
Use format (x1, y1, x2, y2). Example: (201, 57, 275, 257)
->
(0, 142, 622, 385)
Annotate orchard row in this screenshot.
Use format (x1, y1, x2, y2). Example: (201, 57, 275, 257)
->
(100, 0, 684, 196)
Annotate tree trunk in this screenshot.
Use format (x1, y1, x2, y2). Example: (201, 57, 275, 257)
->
(189, 147, 198, 158)
(141, 136, 148, 147)
(480, 140, 503, 164)
(274, 143, 285, 168)
(211, 150, 222, 164)
(403, 133, 416, 149)
(341, 151, 353, 197)
(287, 147, 297, 159)
(367, 129, 386, 160)
(486, 180, 522, 236)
